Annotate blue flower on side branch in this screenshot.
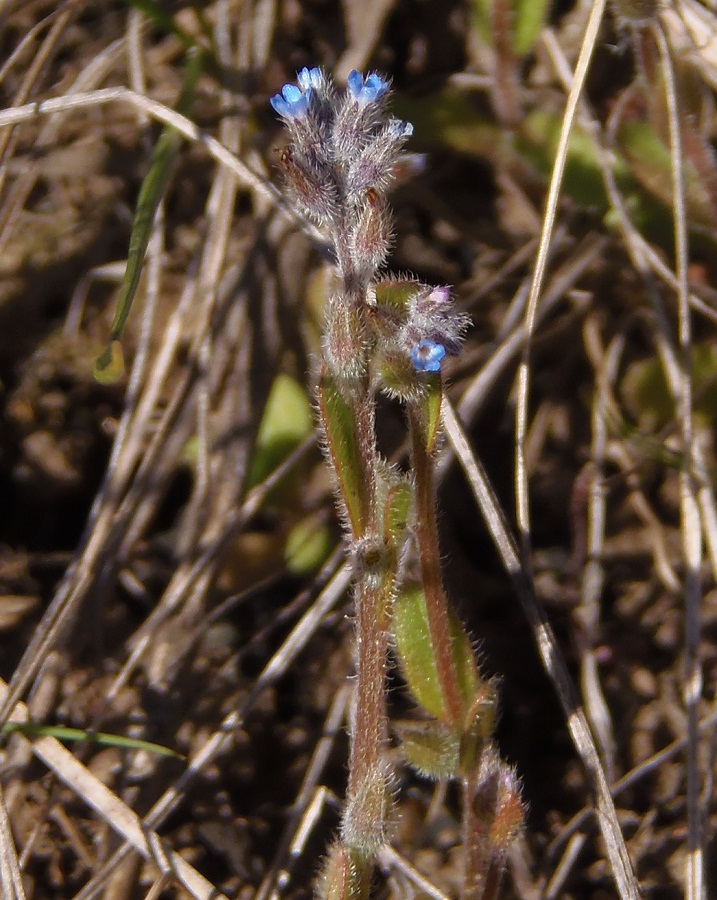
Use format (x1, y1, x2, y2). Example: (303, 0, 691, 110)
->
(411, 339, 446, 373)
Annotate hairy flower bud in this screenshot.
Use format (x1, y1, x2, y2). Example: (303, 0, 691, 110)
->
(278, 145, 338, 225)
(350, 189, 392, 275)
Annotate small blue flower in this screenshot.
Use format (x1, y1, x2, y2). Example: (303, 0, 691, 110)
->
(347, 70, 389, 105)
(411, 339, 446, 373)
(271, 81, 311, 119)
(297, 67, 323, 91)
(388, 118, 413, 139)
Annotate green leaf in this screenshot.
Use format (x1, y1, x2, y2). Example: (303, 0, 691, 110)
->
(518, 109, 611, 210)
(459, 679, 498, 773)
(2, 722, 182, 758)
(374, 278, 419, 312)
(393, 90, 508, 160)
(383, 480, 412, 545)
(617, 119, 717, 231)
(94, 48, 204, 383)
(420, 374, 443, 454)
(621, 341, 717, 436)
(285, 516, 333, 575)
(246, 373, 313, 490)
(93, 340, 125, 383)
(512, 0, 552, 56)
(393, 582, 481, 721)
(318, 372, 369, 536)
(126, 0, 212, 52)
(472, 0, 553, 57)
(394, 719, 461, 779)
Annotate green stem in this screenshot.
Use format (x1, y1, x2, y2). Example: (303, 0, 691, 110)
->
(408, 403, 464, 726)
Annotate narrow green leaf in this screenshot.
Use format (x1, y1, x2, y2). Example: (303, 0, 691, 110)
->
(618, 119, 717, 230)
(318, 372, 368, 536)
(126, 0, 204, 51)
(472, 0, 552, 57)
(459, 679, 498, 773)
(2, 722, 182, 758)
(518, 109, 610, 210)
(622, 341, 717, 432)
(394, 584, 444, 718)
(420, 374, 443, 454)
(285, 518, 333, 575)
(393, 90, 508, 160)
(94, 48, 204, 383)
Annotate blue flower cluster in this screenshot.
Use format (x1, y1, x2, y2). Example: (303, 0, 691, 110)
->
(269, 66, 415, 301)
(271, 68, 468, 380)
(270, 66, 323, 118)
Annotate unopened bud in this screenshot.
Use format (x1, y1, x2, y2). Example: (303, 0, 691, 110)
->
(278, 146, 338, 225)
(488, 764, 525, 852)
(351, 189, 391, 274)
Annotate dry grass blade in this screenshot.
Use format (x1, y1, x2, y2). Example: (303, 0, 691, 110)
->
(0, 679, 226, 900)
(71, 563, 352, 900)
(653, 18, 705, 899)
(514, 0, 607, 555)
(0, 783, 25, 900)
(579, 321, 624, 783)
(4, 2, 717, 896)
(441, 398, 641, 900)
(0, 86, 325, 243)
(256, 684, 351, 900)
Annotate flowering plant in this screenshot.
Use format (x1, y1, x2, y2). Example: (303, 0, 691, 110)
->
(271, 67, 523, 899)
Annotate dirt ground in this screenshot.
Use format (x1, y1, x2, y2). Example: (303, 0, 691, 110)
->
(1, 1, 717, 897)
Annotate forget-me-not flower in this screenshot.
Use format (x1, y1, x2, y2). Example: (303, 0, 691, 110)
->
(297, 66, 324, 91)
(347, 70, 390, 105)
(411, 339, 446, 373)
(271, 81, 311, 119)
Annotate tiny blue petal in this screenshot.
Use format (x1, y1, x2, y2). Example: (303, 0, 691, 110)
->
(347, 70, 364, 98)
(411, 339, 446, 373)
(297, 66, 323, 90)
(270, 79, 311, 118)
(270, 94, 291, 116)
(364, 73, 388, 101)
(388, 119, 413, 139)
(347, 70, 389, 105)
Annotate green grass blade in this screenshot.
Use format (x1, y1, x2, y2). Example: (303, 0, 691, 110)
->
(2, 722, 183, 758)
(94, 48, 204, 383)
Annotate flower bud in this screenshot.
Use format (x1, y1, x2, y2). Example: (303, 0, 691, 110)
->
(489, 764, 525, 853)
(278, 145, 338, 225)
(350, 189, 392, 274)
